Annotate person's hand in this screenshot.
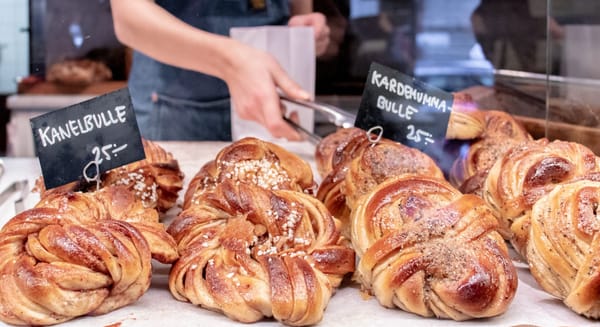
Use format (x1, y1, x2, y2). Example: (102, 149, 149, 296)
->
(288, 13, 330, 57)
(223, 40, 310, 141)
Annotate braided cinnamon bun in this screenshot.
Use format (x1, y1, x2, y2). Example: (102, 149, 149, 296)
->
(315, 127, 363, 179)
(450, 110, 531, 195)
(446, 92, 485, 140)
(351, 175, 517, 320)
(343, 139, 444, 211)
(527, 179, 600, 318)
(168, 181, 355, 326)
(0, 186, 178, 326)
(317, 134, 443, 236)
(483, 139, 600, 256)
(36, 139, 184, 213)
(184, 137, 316, 210)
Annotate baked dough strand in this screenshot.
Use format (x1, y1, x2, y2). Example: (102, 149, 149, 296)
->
(168, 181, 354, 326)
(351, 175, 517, 320)
(527, 179, 600, 318)
(0, 186, 178, 326)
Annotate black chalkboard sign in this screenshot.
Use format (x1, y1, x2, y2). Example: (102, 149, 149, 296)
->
(30, 88, 145, 189)
(355, 62, 454, 158)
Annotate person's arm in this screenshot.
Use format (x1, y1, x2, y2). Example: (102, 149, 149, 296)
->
(110, 0, 306, 140)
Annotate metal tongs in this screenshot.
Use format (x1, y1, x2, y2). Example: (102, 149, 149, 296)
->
(280, 94, 356, 144)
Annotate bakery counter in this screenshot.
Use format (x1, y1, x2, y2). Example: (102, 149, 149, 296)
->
(0, 141, 595, 327)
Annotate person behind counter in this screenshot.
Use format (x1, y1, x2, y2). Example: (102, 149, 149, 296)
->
(110, 0, 330, 141)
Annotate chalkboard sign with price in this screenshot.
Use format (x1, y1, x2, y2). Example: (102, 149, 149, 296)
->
(30, 88, 145, 189)
(354, 62, 454, 161)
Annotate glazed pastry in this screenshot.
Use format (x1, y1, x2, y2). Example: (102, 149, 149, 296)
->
(0, 186, 178, 326)
(102, 139, 184, 212)
(450, 110, 531, 195)
(314, 127, 370, 180)
(445, 110, 485, 140)
(317, 134, 443, 236)
(184, 137, 316, 210)
(315, 128, 372, 223)
(483, 139, 600, 256)
(316, 102, 483, 181)
(446, 91, 486, 141)
(351, 175, 517, 320)
(343, 139, 444, 211)
(526, 179, 600, 318)
(168, 181, 355, 326)
(315, 127, 362, 179)
(36, 139, 184, 213)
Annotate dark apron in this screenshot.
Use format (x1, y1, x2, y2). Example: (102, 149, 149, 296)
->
(128, 0, 290, 141)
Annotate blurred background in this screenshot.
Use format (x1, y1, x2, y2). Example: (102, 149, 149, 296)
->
(1, 0, 600, 155)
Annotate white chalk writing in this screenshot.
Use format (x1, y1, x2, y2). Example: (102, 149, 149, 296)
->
(371, 70, 449, 112)
(38, 105, 127, 147)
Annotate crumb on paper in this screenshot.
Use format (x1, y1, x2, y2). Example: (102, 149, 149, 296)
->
(359, 288, 373, 301)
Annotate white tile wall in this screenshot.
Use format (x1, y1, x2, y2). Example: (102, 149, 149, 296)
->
(0, 0, 29, 94)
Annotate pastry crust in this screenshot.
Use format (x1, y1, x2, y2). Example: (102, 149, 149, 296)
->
(483, 139, 600, 256)
(351, 175, 517, 320)
(0, 186, 178, 326)
(527, 179, 600, 318)
(449, 110, 532, 194)
(170, 181, 354, 326)
(316, 128, 442, 237)
(184, 137, 316, 210)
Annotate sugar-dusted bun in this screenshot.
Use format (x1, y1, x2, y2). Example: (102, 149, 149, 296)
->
(0, 186, 178, 326)
(351, 175, 517, 320)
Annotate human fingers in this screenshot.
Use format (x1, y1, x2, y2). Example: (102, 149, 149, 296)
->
(269, 58, 311, 100)
(316, 24, 330, 56)
(289, 13, 330, 56)
(264, 102, 302, 141)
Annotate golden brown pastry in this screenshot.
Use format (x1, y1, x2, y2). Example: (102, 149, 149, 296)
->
(351, 175, 517, 320)
(445, 110, 486, 140)
(315, 127, 362, 179)
(446, 92, 486, 140)
(0, 186, 178, 326)
(168, 181, 355, 326)
(314, 127, 369, 181)
(450, 110, 531, 195)
(102, 139, 184, 212)
(483, 139, 600, 256)
(526, 179, 600, 318)
(315, 128, 372, 222)
(317, 133, 443, 237)
(184, 137, 316, 210)
(46, 59, 112, 86)
(343, 139, 444, 211)
(36, 139, 184, 213)
(316, 100, 484, 181)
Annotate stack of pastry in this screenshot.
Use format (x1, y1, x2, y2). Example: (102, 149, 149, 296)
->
(479, 139, 600, 318)
(449, 109, 532, 196)
(447, 101, 600, 319)
(168, 137, 355, 326)
(0, 139, 182, 325)
(315, 127, 517, 320)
